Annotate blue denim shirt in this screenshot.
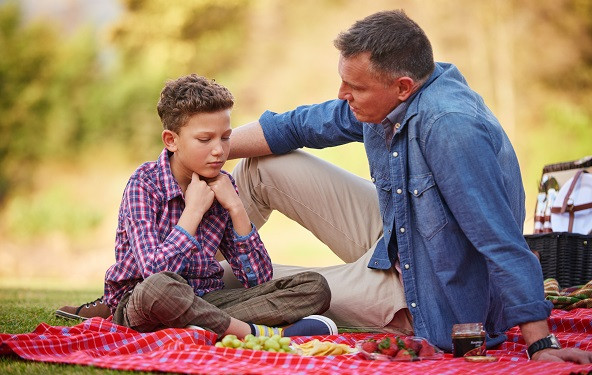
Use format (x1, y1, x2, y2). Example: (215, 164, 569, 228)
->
(258, 62, 552, 350)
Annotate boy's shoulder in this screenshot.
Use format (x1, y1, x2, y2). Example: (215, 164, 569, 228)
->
(124, 150, 176, 198)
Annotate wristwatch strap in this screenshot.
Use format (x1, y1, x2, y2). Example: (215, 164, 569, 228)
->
(527, 334, 561, 359)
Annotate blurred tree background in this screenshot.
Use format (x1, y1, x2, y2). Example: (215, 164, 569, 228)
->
(0, 0, 590, 288)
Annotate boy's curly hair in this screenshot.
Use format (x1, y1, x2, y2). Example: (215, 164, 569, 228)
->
(157, 74, 234, 133)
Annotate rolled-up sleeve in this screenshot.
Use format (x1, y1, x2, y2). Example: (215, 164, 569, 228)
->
(259, 99, 364, 154)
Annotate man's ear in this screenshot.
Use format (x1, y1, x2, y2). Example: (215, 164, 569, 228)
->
(395, 77, 417, 101)
(162, 130, 178, 152)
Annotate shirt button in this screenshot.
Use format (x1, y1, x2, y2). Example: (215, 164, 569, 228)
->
(400, 227, 405, 233)
(411, 302, 417, 308)
(396, 188, 402, 194)
(413, 189, 418, 195)
(392, 151, 399, 157)
(371, 177, 376, 183)
(395, 123, 401, 130)
(404, 264, 410, 270)
(245, 267, 252, 273)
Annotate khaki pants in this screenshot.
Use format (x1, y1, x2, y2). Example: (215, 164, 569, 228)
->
(113, 270, 331, 335)
(224, 150, 412, 333)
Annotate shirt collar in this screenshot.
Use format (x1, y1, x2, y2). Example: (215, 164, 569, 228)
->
(382, 63, 441, 127)
(157, 148, 183, 201)
(382, 87, 421, 128)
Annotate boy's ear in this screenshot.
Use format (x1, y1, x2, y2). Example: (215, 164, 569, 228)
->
(162, 130, 178, 152)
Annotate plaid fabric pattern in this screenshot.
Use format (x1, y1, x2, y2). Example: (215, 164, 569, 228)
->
(104, 148, 272, 311)
(2, 309, 592, 374)
(545, 278, 592, 309)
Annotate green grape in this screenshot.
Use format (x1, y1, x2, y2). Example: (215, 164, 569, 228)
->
(264, 339, 281, 351)
(216, 334, 294, 353)
(221, 335, 237, 347)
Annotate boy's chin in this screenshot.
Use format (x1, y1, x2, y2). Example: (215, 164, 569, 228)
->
(198, 171, 222, 179)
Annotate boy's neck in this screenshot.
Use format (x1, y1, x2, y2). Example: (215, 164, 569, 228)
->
(168, 153, 191, 193)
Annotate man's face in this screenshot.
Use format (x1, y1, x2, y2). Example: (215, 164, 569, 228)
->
(337, 52, 401, 124)
(169, 109, 232, 180)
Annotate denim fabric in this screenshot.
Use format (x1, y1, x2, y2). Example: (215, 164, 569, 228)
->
(258, 62, 552, 350)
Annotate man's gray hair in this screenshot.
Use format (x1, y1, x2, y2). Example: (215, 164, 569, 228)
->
(334, 10, 435, 83)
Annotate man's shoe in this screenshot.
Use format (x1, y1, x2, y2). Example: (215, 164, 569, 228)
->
(55, 296, 111, 320)
(282, 315, 338, 337)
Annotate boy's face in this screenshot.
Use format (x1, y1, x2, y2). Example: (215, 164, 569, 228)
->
(165, 109, 232, 180)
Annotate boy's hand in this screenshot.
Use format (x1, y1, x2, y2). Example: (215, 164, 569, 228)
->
(206, 173, 242, 212)
(207, 173, 252, 236)
(185, 173, 215, 218)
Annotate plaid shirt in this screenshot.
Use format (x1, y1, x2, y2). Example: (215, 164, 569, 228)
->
(104, 148, 273, 311)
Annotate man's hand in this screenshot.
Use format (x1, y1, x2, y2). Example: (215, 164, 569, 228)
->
(531, 347, 592, 363)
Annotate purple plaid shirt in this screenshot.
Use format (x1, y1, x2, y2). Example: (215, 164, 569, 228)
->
(104, 148, 273, 311)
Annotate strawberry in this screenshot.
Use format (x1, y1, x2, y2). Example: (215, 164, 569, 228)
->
(419, 342, 436, 357)
(361, 340, 378, 353)
(403, 337, 421, 353)
(380, 346, 399, 357)
(395, 349, 414, 360)
(377, 337, 391, 350)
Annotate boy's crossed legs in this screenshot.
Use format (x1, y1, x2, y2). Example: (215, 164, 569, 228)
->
(113, 270, 334, 337)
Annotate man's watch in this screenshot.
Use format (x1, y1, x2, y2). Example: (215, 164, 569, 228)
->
(526, 334, 561, 359)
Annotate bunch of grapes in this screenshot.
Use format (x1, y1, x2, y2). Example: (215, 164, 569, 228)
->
(215, 334, 293, 353)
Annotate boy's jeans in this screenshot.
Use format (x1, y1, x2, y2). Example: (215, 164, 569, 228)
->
(226, 150, 412, 334)
(113, 270, 330, 335)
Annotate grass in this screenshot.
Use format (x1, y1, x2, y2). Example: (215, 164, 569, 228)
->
(0, 287, 158, 374)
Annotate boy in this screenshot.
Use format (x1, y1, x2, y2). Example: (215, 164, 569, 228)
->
(66, 74, 336, 338)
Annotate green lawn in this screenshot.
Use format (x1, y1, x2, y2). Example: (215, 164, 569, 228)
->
(0, 287, 157, 374)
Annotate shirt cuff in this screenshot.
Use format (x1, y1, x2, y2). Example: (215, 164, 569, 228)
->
(259, 110, 295, 154)
(232, 223, 257, 242)
(173, 225, 202, 251)
(504, 300, 553, 328)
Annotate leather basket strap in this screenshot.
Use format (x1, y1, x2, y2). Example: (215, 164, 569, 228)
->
(560, 169, 584, 214)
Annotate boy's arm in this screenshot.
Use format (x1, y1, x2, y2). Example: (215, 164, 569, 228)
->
(124, 176, 212, 278)
(208, 173, 273, 287)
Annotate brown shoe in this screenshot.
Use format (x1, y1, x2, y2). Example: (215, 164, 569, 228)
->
(55, 296, 111, 320)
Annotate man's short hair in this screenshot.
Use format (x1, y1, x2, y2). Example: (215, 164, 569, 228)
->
(334, 10, 435, 83)
(157, 74, 234, 133)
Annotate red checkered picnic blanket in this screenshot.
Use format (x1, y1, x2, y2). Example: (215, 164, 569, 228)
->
(2, 309, 592, 374)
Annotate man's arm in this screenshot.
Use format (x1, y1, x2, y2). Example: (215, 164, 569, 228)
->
(521, 320, 592, 363)
(229, 121, 272, 159)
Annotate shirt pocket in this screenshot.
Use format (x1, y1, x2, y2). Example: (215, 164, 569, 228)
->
(408, 174, 447, 239)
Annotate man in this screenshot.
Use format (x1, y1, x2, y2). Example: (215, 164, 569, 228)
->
(224, 10, 592, 362)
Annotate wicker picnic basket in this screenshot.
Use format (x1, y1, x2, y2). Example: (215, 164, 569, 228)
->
(525, 232, 592, 288)
(525, 155, 592, 288)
